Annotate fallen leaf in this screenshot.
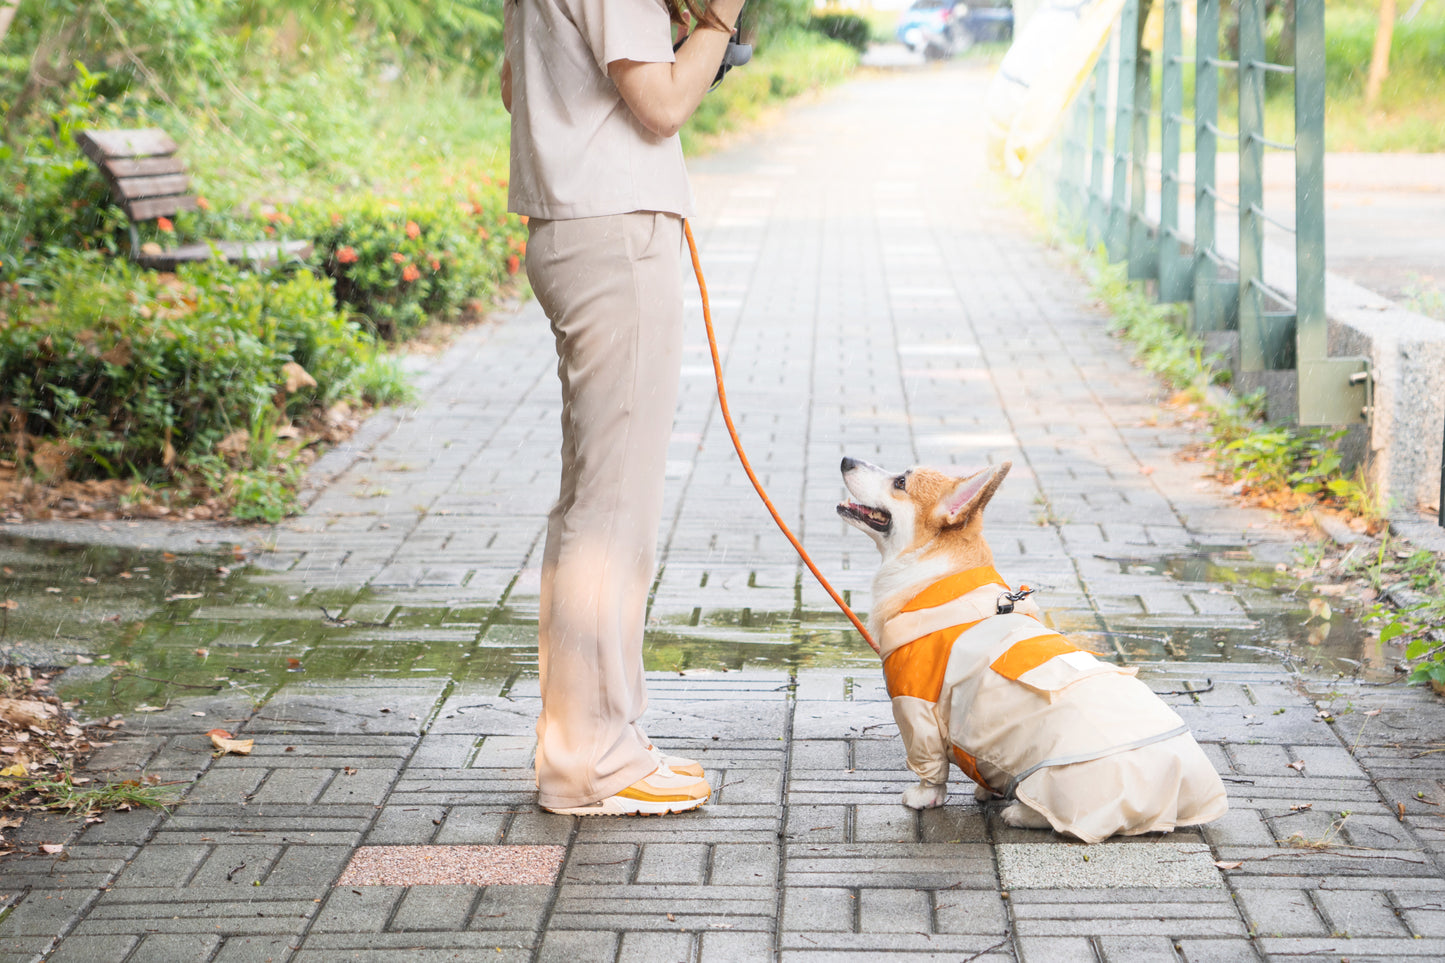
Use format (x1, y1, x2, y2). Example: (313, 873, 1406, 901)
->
(1365, 709, 1381, 717)
(1290, 803, 1313, 812)
(0, 815, 23, 829)
(666, 913, 676, 922)
(1213, 860, 1243, 870)
(195, 648, 209, 658)
(0, 699, 60, 728)
(287, 658, 302, 669)
(0, 599, 16, 611)
(166, 593, 204, 602)
(1306, 597, 1333, 622)
(207, 729, 254, 756)
(39, 843, 64, 854)
(1287, 760, 1306, 772)
(134, 705, 165, 713)
(0, 762, 27, 778)
(191, 711, 206, 717)
(1139, 465, 1156, 476)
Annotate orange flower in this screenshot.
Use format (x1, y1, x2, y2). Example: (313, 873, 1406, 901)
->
(330, 212, 343, 226)
(430, 259, 441, 271)
(265, 225, 276, 236)
(196, 196, 211, 211)
(156, 217, 174, 232)
(477, 228, 490, 240)
(507, 254, 520, 275)
(518, 240, 527, 257)
(402, 264, 421, 283)
(336, 246, 359, 264)
(405, 220, 421, 239)
(519, 215, 529, 225)
(391, 252, 406, 263)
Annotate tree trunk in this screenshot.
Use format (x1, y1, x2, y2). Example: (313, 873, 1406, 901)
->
(0, 1, 21, 46)
(1365, 0, 1396, 108)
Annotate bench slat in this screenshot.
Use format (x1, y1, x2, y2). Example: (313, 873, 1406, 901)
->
(105, 156, 186, 179)
(127, 195, 199, 221)
(112, 173, 191, 201)
(136, 239, 312, 271)
(76, 128, 178, 161)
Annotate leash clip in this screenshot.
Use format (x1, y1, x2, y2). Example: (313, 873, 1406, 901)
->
(995, 585, 1035, 615)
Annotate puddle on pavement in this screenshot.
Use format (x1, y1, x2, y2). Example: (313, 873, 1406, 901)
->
(0, 536, 1395, 719)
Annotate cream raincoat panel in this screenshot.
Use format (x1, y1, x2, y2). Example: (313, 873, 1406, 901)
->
(883, 567, 1227, 844)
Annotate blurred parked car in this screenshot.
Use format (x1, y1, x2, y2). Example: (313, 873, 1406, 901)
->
(896, 0, 1014, 59)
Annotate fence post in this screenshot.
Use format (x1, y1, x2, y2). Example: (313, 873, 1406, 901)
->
(1107, 0, 1140, 261)
(1087, 48, 1111, 249)
(1157, 0, 1190, 301)
(1293, 0, 1370, 424)
(1238, 0, 1292, 370)
(1191, 0, 1227, 332)
(1128, 0, 1157, 280)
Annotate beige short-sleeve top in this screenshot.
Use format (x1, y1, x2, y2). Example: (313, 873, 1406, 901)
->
(505, 0, 695, 220)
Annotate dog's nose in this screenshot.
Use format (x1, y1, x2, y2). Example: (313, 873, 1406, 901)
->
(840, 456, 858, 474)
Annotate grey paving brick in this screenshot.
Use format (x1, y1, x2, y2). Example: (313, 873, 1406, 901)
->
(1016, 936, 1099, 962)
(783, 888, 855, 932)
(1236, 889, 1327, 937)
(311, 886, 405, 933)
(857, 887, 930, 934)
(1096, 936, 1181, 963)
(635, 843, 709, 884)
(933, 891, 1008, 935)
(433, 806, 508, 846)
(211, 935, 299, 963)
(536, 929, 619, 962)
(129, 933, 223, 962)
(263, 845, 353, 887)
(469, 886, 552, 932)
(388, 885, 478, 932)
(617, 931, 695, 962)
(42, 935, 140, 963)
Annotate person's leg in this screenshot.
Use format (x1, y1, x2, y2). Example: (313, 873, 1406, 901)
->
(527, 212, 686, 810)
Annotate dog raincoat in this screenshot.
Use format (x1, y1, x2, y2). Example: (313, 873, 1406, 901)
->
(881, 566, 1227, 843)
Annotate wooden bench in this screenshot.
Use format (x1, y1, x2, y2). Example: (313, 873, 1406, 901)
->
(75, 128, 312, 271)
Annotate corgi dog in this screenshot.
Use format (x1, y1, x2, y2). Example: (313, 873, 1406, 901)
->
(837, 457, 1227, 843)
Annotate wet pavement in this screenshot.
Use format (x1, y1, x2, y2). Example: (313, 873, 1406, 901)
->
(4, 62, 1445, 963)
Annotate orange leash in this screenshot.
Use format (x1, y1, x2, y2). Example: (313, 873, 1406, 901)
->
(683, 220, 879, 653)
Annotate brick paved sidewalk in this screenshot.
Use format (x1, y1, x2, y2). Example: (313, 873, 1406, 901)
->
(6, 63, 1445, 963)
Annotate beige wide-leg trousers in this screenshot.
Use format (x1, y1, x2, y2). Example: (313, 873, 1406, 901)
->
(525, 211, 685, 810)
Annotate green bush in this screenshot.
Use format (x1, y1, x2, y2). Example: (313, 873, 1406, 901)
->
(290, 184, 526, 340)
(0, 252, 377, 485)
(809, 13, 872, 54)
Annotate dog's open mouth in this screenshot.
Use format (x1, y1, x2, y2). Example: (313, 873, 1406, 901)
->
(837, 501, 891, 533)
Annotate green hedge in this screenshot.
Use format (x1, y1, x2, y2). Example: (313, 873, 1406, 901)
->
(0, 252, 384, 489)
(809, 13, 872, 53)
(292, 185, 526, 341)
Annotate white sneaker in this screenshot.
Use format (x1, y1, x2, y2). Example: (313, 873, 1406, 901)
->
(543, 767, 711, 816)
(648, 743, 705, 778)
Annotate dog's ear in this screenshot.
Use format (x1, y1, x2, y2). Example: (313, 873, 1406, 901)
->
(936, 461, 1010, 528)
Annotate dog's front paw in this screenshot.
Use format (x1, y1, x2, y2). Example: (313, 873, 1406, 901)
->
(902, 782, 947, 810)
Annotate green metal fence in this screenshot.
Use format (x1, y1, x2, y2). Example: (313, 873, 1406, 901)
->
(1055, 0, 1370, 427)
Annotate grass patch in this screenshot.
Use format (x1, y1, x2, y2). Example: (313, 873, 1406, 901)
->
(1083, 249, 1382, 525)
(1, 771, 180, 818)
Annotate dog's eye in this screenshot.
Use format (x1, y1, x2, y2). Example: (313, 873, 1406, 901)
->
(893, 474, 907, 491)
